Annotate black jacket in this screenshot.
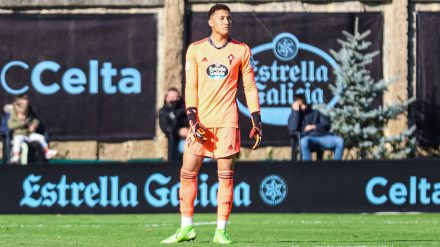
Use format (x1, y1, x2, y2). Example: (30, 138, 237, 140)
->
(158, 101, 188, 138)
(287, 108, 331, 137)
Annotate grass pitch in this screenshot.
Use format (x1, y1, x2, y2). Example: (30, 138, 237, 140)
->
(0, 213, 440, 246)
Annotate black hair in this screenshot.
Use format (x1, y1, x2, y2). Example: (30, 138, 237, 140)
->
(163, 87, 181, 105)
(295, 93, 307, 103)
(208, 4, 230, 19)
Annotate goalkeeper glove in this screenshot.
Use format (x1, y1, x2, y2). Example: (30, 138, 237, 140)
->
(186, 107, 207, 143)
(249, 111, 262, 150)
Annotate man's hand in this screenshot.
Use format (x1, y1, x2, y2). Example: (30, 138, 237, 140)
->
(292, 101, 306, 111)
(186, 107, 207, 143)
(291, 102, 300, 111)
(249, 112, 262, 150)
(304, 124, 316, 132)
(178, 127, 189, 138)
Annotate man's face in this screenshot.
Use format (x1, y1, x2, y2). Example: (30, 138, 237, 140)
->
(297, 99, 307, 111)
(166, 90, 180, 104)
(209, 9, 231, 36)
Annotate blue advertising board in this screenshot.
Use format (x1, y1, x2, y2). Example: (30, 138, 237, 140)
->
(0, 14, 157, 140)
(0, 159, 439, 214)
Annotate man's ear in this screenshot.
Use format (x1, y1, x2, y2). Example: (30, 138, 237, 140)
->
(208, 19, 214, 28)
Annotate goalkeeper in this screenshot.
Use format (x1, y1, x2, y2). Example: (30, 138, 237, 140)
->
(161, 3, 261, 245)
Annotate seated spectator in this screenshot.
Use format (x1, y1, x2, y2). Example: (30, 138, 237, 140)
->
(287, 93, 344, 160)
(7, 94, 57, 164)
(159, 87, 189, 161)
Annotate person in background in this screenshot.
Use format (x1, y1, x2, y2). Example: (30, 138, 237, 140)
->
(159, 87, 189, 161)
(7, 94, 57, 164)
(288, 93, 344, 160)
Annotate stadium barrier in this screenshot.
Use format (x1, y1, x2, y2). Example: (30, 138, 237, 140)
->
(0, 159, 439, 214)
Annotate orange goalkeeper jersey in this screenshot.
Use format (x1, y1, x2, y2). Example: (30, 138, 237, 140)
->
(185, 37, 260, 128)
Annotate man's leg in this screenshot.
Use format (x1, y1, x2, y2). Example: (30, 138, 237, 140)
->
(213, 155, 235, 244)
(161, 151, 204, 244)
(216, 156, 235, 227)
(300, 136, 312, 160)
(332, 136, 344, 160)
(179, 151, 204, 226)
(311, 135, 344, 160)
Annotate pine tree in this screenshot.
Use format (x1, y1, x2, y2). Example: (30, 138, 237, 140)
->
(319, 18, 416, 159)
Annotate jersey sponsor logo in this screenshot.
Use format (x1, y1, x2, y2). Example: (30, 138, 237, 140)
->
(236, 32, 339, 126)
(259, 174, 288, 206)
(206, 63, 228, 79)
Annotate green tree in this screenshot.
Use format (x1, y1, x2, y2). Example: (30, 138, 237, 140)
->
(320, 18, 415, 159)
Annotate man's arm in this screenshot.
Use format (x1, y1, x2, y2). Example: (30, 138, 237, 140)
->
(184, 44, 198, 109)
(241, 45, 262, 149)
(241, 45, 260, 114)
(184, 44, 207, 143)
(287, 109, 302, 134)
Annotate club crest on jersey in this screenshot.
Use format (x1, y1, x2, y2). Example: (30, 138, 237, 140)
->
(228, 54, 234, 65)
(206, 63, 228, 79)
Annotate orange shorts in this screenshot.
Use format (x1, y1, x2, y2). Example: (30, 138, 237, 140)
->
(184, 127, 240, 159)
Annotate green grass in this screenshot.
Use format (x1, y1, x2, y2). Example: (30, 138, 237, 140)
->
(1, 213, 440, 246)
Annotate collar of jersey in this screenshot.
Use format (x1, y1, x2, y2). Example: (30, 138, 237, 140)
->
(208, 36, 232, 50)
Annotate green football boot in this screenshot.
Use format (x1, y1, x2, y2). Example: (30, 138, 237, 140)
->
(213, 229, 232, 244)
(161, 225, 197, 244)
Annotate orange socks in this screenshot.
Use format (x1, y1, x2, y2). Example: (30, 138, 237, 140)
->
(179, 169, 198, 217)
(217, 170, 234, 221)
(179, 169, 234, 224)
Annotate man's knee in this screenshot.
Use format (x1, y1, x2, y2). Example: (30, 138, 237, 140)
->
(300, 137, 310, 148)
(217, 156, 236, 171)
(182, 151, 204, 172)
